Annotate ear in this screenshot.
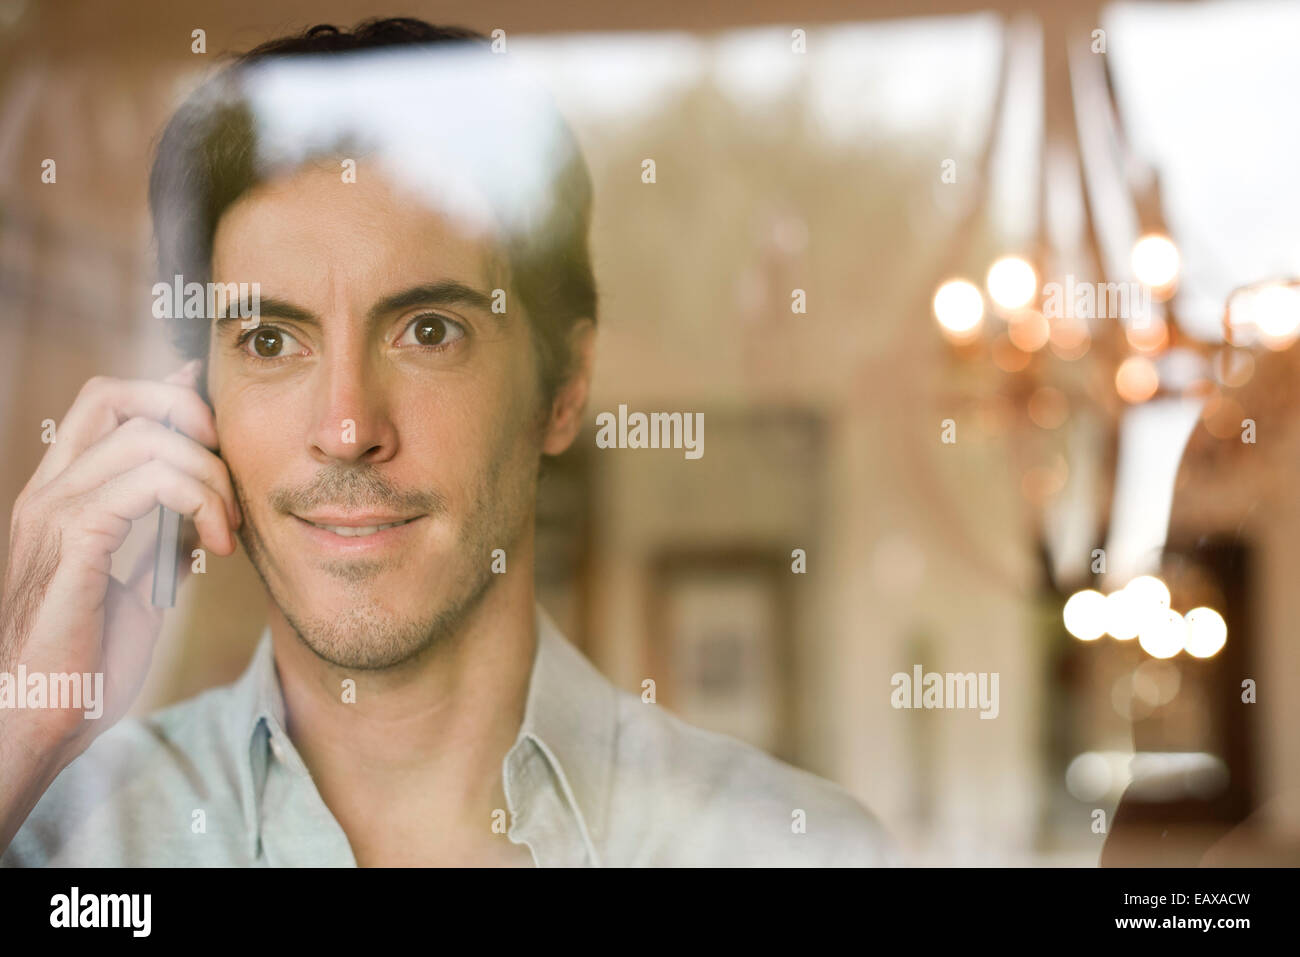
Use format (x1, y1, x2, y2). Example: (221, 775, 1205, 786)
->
(541, 319, 596, 457)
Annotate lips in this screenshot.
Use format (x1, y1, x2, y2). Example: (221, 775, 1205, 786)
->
(301, 516, 419, 537)
(292, 513, 423, 540)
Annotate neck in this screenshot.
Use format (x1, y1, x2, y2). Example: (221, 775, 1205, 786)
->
(266, 538, 539, 860)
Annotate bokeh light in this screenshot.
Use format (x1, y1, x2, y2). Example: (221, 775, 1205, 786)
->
(1115, 355, 1159, 403)
(1065, 751, 1132, 803)
(1184, 606, 1228, 658)
(933, 279, 984, 338)
(1008, 309, 1051, 352)
(1201, 393, 1246, 439)
(1138, 608, 1186, 659)
(1132, 233, 1180, 291)
(1126, 314, 1168, 353)
(1104, 589, 1141, 640)
(1064, 589, 1108, 641)
(986, 256, 1038, 310)
(1134, 659, 1181, 705)
(1027, 386, 1068, 429)
(1213, 347, 1255, 388)
(1227, 281, 1300, 349)
(1048, 317, 1091, 360)
(991, 332, 1032, 372)
(1126, 575, 1172, 612)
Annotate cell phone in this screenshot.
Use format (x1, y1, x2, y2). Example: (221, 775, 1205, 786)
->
(150, 500, 182, 608)
(150, 422, 183, 609)
(151, 373, 216, 609)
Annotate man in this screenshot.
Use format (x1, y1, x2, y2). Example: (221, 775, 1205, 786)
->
(0, 18, 895, 866)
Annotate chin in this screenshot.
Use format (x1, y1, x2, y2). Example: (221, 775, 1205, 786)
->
(291, 610, 437, 671)
(283, 576, 489, 672)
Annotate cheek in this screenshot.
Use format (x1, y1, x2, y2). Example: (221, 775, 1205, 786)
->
(401, 384, 500, 482)
(211, 384, 298, 496)
(503, 326, 548, 430)
(398, 385, 533, 505)
(495, 343, 548, 457)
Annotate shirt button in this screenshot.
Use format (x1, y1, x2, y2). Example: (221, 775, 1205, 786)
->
(269, 736, 285, 761)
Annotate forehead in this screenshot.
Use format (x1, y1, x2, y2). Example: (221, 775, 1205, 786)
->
(211, 162, 505, 296)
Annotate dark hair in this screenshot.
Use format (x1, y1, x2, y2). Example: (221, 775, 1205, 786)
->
(148, 17, 597, 409)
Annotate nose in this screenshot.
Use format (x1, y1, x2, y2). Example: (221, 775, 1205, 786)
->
(307, 336, 399, 466)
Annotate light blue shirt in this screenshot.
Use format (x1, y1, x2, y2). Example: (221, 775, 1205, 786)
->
(3, 604, 897, 866)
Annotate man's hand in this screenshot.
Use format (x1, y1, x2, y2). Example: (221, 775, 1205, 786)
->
(0, 360, 240, 851)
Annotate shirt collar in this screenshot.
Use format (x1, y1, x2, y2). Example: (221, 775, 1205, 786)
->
(223, 625, 286, 860)
(235, 627, 286, 745)
(222, 601, 617, 863)
(511, 603, 616, 861)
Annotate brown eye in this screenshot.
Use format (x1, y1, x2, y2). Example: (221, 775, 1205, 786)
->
(241, 326, 303, 359)
(414, 316, 447, 345)
(252, 328, 282, 357)
(400, 313, 466, 349)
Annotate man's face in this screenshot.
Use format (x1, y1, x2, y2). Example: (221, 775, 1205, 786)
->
(207, 163, 547, 670)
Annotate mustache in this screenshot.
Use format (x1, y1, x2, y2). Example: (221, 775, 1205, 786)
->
(264, 464, 447, 517)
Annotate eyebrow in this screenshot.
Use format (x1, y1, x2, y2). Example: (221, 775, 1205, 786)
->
(213, 280, 498, 327)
